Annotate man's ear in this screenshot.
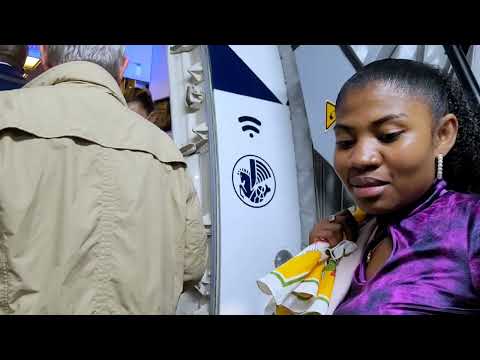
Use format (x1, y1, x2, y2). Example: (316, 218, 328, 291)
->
(118, 56, 129, 83)
(434, 113, 459, 157)
(39, 45, 51, 71)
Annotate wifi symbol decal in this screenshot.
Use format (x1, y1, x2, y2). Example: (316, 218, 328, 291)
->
(238, 116, 262, 138)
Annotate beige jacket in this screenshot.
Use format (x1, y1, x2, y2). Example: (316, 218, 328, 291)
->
(0, 61, 207, 314)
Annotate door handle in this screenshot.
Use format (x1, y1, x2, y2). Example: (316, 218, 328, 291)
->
(274, 249, 293, 268)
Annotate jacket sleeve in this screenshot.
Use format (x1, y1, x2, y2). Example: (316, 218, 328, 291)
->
(468, 202, 480, 293)
(182, 171, 208, 282)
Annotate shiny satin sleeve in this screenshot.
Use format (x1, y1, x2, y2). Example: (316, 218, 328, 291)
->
(468, 200, 480, 293)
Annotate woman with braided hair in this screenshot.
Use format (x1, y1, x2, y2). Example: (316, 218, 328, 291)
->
(309, 58, 480, 314)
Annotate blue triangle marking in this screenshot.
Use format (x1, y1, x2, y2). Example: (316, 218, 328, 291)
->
(208, 45, 282, 104)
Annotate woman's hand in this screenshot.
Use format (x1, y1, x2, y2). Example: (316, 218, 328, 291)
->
(308, 209, 357, 247)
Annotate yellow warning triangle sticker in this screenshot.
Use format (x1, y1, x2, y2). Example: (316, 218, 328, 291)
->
(325, 100, 336, 130)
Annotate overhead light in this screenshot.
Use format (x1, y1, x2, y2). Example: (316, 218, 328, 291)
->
(24, 56, 40, 70)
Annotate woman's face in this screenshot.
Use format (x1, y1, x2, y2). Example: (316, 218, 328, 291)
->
(334, 82, 439, 215)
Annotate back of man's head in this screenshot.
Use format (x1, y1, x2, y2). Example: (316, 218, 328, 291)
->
(42, 45, 126, 81)
(0, 45, 28, 71)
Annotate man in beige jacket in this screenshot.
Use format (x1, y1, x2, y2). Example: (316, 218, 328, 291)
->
(0, 45, 207, 314)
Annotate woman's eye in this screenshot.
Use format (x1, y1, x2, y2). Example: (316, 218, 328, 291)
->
(378, 131, 404, 143)
(336, 140, 355, 149)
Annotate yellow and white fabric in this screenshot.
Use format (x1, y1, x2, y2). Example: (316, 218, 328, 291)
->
(257, 240, 358, 315)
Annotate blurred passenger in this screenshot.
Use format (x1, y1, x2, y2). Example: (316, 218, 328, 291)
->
(125, 87, 154, 120)
(0, 45, 27, 90)
(150, 99, 172, 137)
(0, 45, 207, 315)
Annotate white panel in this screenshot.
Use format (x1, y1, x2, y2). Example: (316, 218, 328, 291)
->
(362, 45, 384, 65)
(278, 45, 317, 248)
(375, 45, 399, 61)
(469, 45, 480, 86)
(229, 45, 288, 105)
(392, 45, 419, 60)
(214, 89, 301, 314)
(423, 45, 449, 70)
(167, 46, 211, 222)
(294, 45, 356, 167)
(350, 45, 369, 63)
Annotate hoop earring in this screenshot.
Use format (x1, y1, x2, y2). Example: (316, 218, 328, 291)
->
(436, 154, 443, 180)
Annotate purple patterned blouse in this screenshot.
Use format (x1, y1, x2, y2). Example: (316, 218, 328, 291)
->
(334, 180, 480, 315)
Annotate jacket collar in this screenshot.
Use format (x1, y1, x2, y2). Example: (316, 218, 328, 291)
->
(25, 61, 127, 106)
(0, 62, 14, 69)
(0, 63, 25, 78)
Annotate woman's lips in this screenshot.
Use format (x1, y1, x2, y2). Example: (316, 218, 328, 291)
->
(349, 176, 389, 199)
(352, 184, 388, 198)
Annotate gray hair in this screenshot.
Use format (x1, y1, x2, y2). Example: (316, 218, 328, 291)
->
(45, 45, 126, 80)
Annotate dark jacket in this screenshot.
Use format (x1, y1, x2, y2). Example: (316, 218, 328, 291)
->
(0, 63, 26, 91)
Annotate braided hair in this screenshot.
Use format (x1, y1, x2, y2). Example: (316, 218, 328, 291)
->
(336, 58, 480, 194)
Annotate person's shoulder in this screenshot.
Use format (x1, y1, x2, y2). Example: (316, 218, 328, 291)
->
(443, 189, 480, 216)
(0, 87, 31, 122)
(0, 84, 55, 107)
(0, 87, 186, 167)
(121, 109, 186, 165)
(147, 124, 185, 162)
(446, 189, 480, 201)
(451, 193, 480, 261)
